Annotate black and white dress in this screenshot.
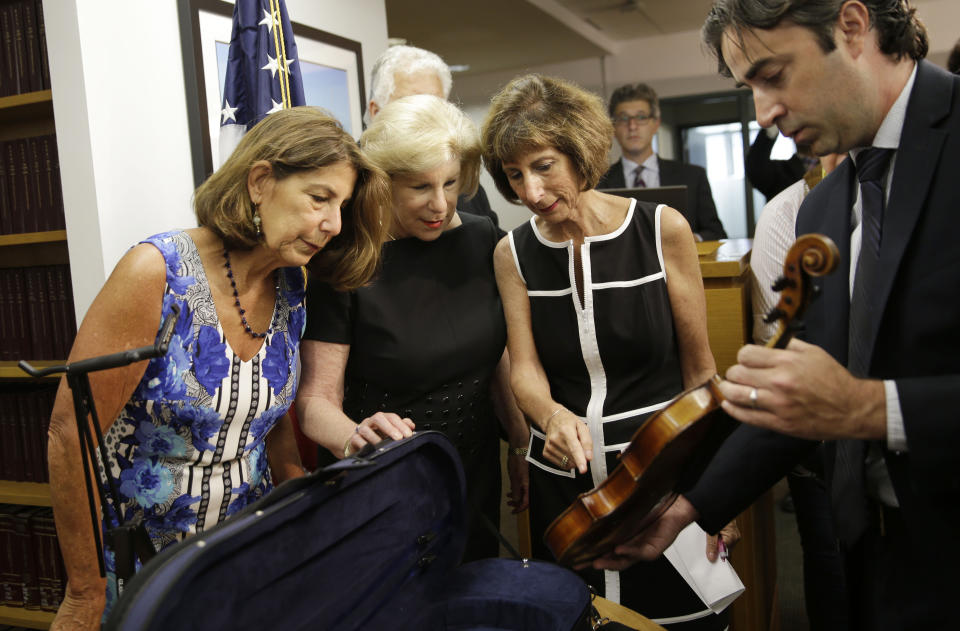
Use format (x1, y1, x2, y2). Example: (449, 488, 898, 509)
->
(510, 200, 726, 630)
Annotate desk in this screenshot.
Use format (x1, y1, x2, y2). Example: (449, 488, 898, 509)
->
(699, 239, 752, 374)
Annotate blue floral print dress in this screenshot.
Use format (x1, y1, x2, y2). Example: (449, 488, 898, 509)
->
(99, 231, 305, 615)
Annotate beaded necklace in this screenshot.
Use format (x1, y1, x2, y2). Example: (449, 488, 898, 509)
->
(222, 249, 278, 339)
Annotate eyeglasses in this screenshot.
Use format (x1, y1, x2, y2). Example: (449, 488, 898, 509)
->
(613, 113, 656, 126)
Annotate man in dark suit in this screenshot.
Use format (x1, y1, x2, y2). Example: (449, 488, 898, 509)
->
(367, 45, 503, 236)
(595, 2, 960, 628)
(597, 83, 727, 240)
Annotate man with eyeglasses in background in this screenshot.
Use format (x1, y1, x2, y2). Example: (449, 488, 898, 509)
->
(598, 83, 727, 241)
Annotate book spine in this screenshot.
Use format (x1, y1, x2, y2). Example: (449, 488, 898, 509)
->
(61, 264, 77, 343)
(9, 268, 30, 362)
(26, 136, 42, 233)
(48, 134, 63, 230)
(0, 269, 10, 361)
(0, 505, 19, 605)
(16, 390, 35, 483)
(0, 5, 18, 97)
(20, 0, 41, 93)
(16, 507, 41, 609)
(30, 510, 52, 610)
(5, 507, 27, 606)
(0, 139, 10, 235)
(23, 266, 44, 359)
(10, 2, 28, 97)
(44, 265, 64, 359)
(17, 137, 36, 234)
(5, 140, 23, 235)
(0, 389, 23, 481)
(35, 0, 49, 90)
(38, 135, 55, 233)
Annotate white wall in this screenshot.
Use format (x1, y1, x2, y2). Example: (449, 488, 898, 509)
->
(44, 0, 388, 321)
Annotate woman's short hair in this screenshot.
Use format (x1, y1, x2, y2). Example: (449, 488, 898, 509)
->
(481, 74, 612, 203)
(359, 94, 481, 198)
(194, 106, 391, 291)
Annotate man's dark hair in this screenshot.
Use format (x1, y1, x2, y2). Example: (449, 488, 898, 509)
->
(702, 0, 928, 78)
(949, 37, 960, 74)
(607, 83, 660, 119)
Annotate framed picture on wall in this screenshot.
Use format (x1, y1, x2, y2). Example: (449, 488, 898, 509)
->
(178, 0, 365, 186)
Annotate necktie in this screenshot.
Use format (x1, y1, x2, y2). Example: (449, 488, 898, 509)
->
(831, 147, 894, 547)
(632, 166, 646, 188)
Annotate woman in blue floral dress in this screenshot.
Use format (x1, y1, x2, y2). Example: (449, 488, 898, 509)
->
(45, 108, 391, 630)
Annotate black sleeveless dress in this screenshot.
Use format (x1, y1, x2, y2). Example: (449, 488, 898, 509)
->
(303, 213, 505, 562)
(509, 200, 726, 630)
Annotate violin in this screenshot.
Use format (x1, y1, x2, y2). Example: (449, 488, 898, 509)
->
(544, 234, 840, 566)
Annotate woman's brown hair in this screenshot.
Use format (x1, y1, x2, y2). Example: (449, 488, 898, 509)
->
(481, 74, 613, 202)
(193, 107, 390, 290)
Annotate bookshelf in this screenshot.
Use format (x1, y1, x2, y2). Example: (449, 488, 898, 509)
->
(0, 480, 51, 506)
(1, 4, 68, 627)
(0, 604, 55, 629)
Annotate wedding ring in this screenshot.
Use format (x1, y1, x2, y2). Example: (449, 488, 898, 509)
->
(749, 387, 759, 409)
(560, 455, 569, 468)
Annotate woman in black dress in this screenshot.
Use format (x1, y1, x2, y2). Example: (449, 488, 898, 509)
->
(296, 95, 529, 562)
(482, 74, 739, 629)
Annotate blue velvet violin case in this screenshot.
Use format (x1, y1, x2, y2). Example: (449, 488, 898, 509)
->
(104, 431, 592, 630)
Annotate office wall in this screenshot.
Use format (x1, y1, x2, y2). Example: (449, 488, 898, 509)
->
(44, 0, 388, 321)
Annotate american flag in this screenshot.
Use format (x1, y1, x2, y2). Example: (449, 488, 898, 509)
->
(218, 0, 305, 165)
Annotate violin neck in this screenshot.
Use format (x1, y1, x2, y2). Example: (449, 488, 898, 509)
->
(764, 321, 794, 350)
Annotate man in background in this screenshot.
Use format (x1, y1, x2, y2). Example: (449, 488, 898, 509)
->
(367, 45, 501, 233)
(597, 82, 726, 240)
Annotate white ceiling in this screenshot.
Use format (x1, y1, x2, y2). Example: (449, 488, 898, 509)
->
(385, 0, 716, 76)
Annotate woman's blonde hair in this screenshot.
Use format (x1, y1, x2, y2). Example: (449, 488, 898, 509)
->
(194, 107, 390, 291)
(359, 94, 481, 199)
(481, 74, 612, 202)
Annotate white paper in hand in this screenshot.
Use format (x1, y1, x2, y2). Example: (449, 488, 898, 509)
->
(662, 522, 745, 614)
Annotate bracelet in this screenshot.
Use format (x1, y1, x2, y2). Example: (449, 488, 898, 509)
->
(343, 425, 359, 458)
(510, 447, 529, 456)
(540, 407, 563, 432)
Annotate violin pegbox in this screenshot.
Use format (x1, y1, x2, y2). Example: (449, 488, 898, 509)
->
(762, 234, 840, 349)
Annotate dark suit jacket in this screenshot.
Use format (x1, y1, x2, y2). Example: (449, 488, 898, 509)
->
(685, 60, 960, 628)
(597, 157, 727, 240)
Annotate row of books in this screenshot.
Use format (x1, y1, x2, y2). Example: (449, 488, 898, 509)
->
(0, 0, 49, 97)
(0, 384, 54, 484)
(0, 505, 65, 613)
(0, 134, 63, 235)
(0, 265, 76, 361)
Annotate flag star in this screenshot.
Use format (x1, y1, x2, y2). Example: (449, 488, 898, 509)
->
(282, 56, 296, 72)
(261, 55, 279, 78)
(258, 9, 275, 32)
(221, 100, 238, 123)
(266, 99, 284, 114)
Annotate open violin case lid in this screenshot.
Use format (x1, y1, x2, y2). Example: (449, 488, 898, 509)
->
(104, 431, 592, 631)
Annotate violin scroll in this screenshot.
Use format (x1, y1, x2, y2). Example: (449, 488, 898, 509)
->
(763, 234, 839, 349)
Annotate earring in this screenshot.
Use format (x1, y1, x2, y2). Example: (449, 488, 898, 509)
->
(253, 207, 262, 236)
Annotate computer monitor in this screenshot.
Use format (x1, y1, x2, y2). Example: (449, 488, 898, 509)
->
(599, 185, 687, 213)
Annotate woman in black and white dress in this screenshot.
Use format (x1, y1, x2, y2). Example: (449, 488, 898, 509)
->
(482, 74, 738, 630)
